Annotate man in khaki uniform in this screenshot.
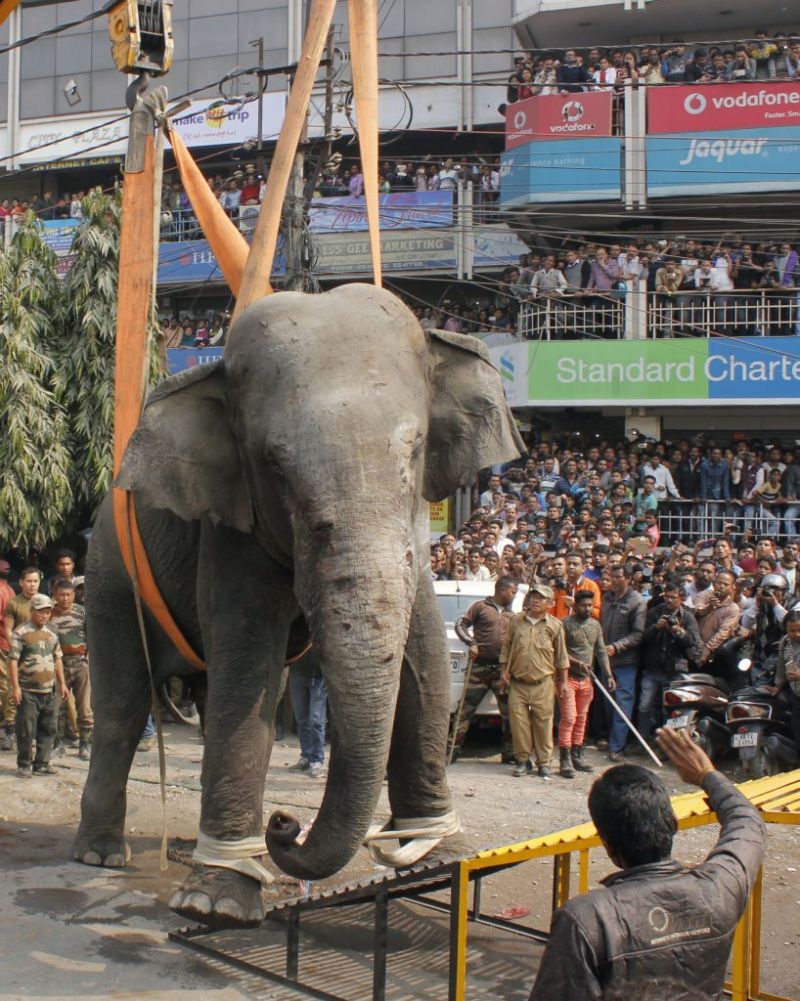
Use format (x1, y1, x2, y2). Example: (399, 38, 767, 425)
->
(500, 584, 569, 780)
(2, 566, 41, 750)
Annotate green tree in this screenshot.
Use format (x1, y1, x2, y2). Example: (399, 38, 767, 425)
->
(56, 187, 163, 520)
(0, 213, 72, 549)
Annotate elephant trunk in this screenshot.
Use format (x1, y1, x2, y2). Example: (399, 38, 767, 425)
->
(266, 535, 414, 880)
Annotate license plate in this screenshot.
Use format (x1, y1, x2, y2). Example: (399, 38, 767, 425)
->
(733, 732, 759, 748)
(665, 715, 690, 729)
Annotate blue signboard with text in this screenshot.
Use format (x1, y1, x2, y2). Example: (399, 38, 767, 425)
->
(646, 125, 800, 197)
(500, 138, 622, 206)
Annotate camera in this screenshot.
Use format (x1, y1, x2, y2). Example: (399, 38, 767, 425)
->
(553, 578, 567, 590)
(761, 586, 775, 599)
(665, 613, 680, 627)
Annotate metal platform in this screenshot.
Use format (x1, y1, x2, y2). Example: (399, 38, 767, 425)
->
(170, 856, 539, 1001)
(171, 768, 800, 1001)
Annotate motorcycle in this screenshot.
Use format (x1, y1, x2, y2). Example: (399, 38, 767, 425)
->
(662, 672, 732, 760)
(725, 661, 799, 778)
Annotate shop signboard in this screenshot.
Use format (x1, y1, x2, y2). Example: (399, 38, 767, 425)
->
(646, 125, 800, 197)
(506, 91, 613, 150)
(491, 337, 800, 407)
(500, 138, 622, 206)
(648, 82, 800, 134)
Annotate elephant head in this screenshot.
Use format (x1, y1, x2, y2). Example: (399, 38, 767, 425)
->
(117, 284, 522, 879)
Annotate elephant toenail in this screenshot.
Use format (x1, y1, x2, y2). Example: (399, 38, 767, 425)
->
(82, 851, 102, 866)
(216, 897, 245, 921)
(169, 890, 185, 910)
(183, 892, 212, 915)
(104, 853, 126, 867)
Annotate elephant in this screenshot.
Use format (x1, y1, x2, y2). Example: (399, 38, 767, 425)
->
(73, 283, 523, 927)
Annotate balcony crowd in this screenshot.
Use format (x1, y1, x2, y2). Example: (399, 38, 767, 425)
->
(506, 29, 800, 101)
(479, 237, 800, 340)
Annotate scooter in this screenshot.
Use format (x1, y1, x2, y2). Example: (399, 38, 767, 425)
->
(725, 662, 799, 778)
(662, 672, 731, 761)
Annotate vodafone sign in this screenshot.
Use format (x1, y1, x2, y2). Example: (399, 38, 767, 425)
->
(505, 91, 613, 150)
(648, 82, 800, 134)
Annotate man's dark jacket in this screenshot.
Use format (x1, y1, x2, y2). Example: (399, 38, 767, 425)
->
(641, 602, 702, 675)
(529, 772, 766, 1000)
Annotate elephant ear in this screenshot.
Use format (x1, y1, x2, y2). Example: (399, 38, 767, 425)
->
(115, 360, 253, 532)
(424, 329, 524, 502)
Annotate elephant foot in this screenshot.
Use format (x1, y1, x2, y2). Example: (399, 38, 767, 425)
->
(73, 829, 131, 868)
(169, 865, 268, 928)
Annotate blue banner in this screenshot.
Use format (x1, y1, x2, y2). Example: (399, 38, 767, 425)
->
(158, 239, 286, 285)
(500, 138, 622, 206)
(41, 218, 79, 253)
(705, 335, 800, 401)
(646, 126, 800, 197)
(167, 348, 224, 374)
(308, 191, 453, 232)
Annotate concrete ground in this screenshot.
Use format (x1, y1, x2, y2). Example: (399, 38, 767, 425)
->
(0, 724, 798, 1000)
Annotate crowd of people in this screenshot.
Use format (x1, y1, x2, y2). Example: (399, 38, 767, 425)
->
(161, 312, 230, 349)
(485, 237, 800, 339)
(506, 30, 800, 101)
(159, 153, 501, 240)
(439, 433, 800, 778)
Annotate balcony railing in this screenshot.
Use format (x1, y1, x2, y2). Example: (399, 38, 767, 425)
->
(515, 290, 800, 339)
(657, 498, 800, 546)
(517, 293, 625, 339)
(648, 290, 799, 338)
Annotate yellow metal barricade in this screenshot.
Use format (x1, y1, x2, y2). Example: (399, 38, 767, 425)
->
(449, 768, 800, 1001)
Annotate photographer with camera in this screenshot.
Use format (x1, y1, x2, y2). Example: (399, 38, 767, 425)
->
(741, 573, 797, 687)
(637, 577, 702, 742)
(551, 552, 602, 621)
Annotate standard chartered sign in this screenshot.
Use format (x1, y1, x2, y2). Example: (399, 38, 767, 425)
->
(491, 338, 800, 406)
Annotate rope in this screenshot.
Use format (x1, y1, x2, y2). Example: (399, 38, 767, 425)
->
(364, 809, 462, 868)
(122, 490, 169, 872)
(193, 831, 274, 886)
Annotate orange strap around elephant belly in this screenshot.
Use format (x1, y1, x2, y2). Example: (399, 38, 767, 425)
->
(113, 488, 206, 671)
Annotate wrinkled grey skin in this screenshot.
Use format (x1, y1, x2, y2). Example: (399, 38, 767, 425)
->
(74, 284, 522, 927)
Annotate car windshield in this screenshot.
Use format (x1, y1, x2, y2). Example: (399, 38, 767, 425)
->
(437, 593, 487, 625)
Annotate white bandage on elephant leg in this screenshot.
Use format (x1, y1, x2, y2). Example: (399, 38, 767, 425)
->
(192, 831, 274, 885)
(364, 810, 462, 868)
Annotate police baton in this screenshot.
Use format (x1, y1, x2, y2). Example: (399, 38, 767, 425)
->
(448, 652, 475, 766)
(589, 669, 663, 768)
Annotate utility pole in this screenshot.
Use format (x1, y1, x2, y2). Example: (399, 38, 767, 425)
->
(302, 27, 336, 210)
(249, 35, 265, 175)
(283, 11, 336, 290)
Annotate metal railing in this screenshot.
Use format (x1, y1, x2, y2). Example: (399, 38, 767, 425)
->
(656, 498, 800, 545)
(648, 290, 800, 338)
(517, 293, 625, 340)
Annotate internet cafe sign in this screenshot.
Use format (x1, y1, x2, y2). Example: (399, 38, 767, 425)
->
(491, 338, 800, 408)
(505, 91, 612, 150)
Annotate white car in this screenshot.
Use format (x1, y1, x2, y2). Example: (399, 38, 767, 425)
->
(433, 579, 528, 724)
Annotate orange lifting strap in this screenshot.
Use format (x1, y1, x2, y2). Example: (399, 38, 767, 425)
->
(113, 0, 382, 670)
(112, 121, 205, 670)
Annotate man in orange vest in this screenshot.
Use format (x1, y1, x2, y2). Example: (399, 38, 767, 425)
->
(552, 551, 601, 621)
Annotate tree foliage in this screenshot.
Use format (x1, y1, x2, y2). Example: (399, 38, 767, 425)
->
(0, 189, 165, 551)
(54, 187, 163, 521)
(55, 188, 123, 514)
(0, 214, 73, 549)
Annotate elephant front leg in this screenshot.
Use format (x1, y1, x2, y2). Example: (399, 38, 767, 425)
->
(169, 528, 295, 927)
(382, 576, 459, 865)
